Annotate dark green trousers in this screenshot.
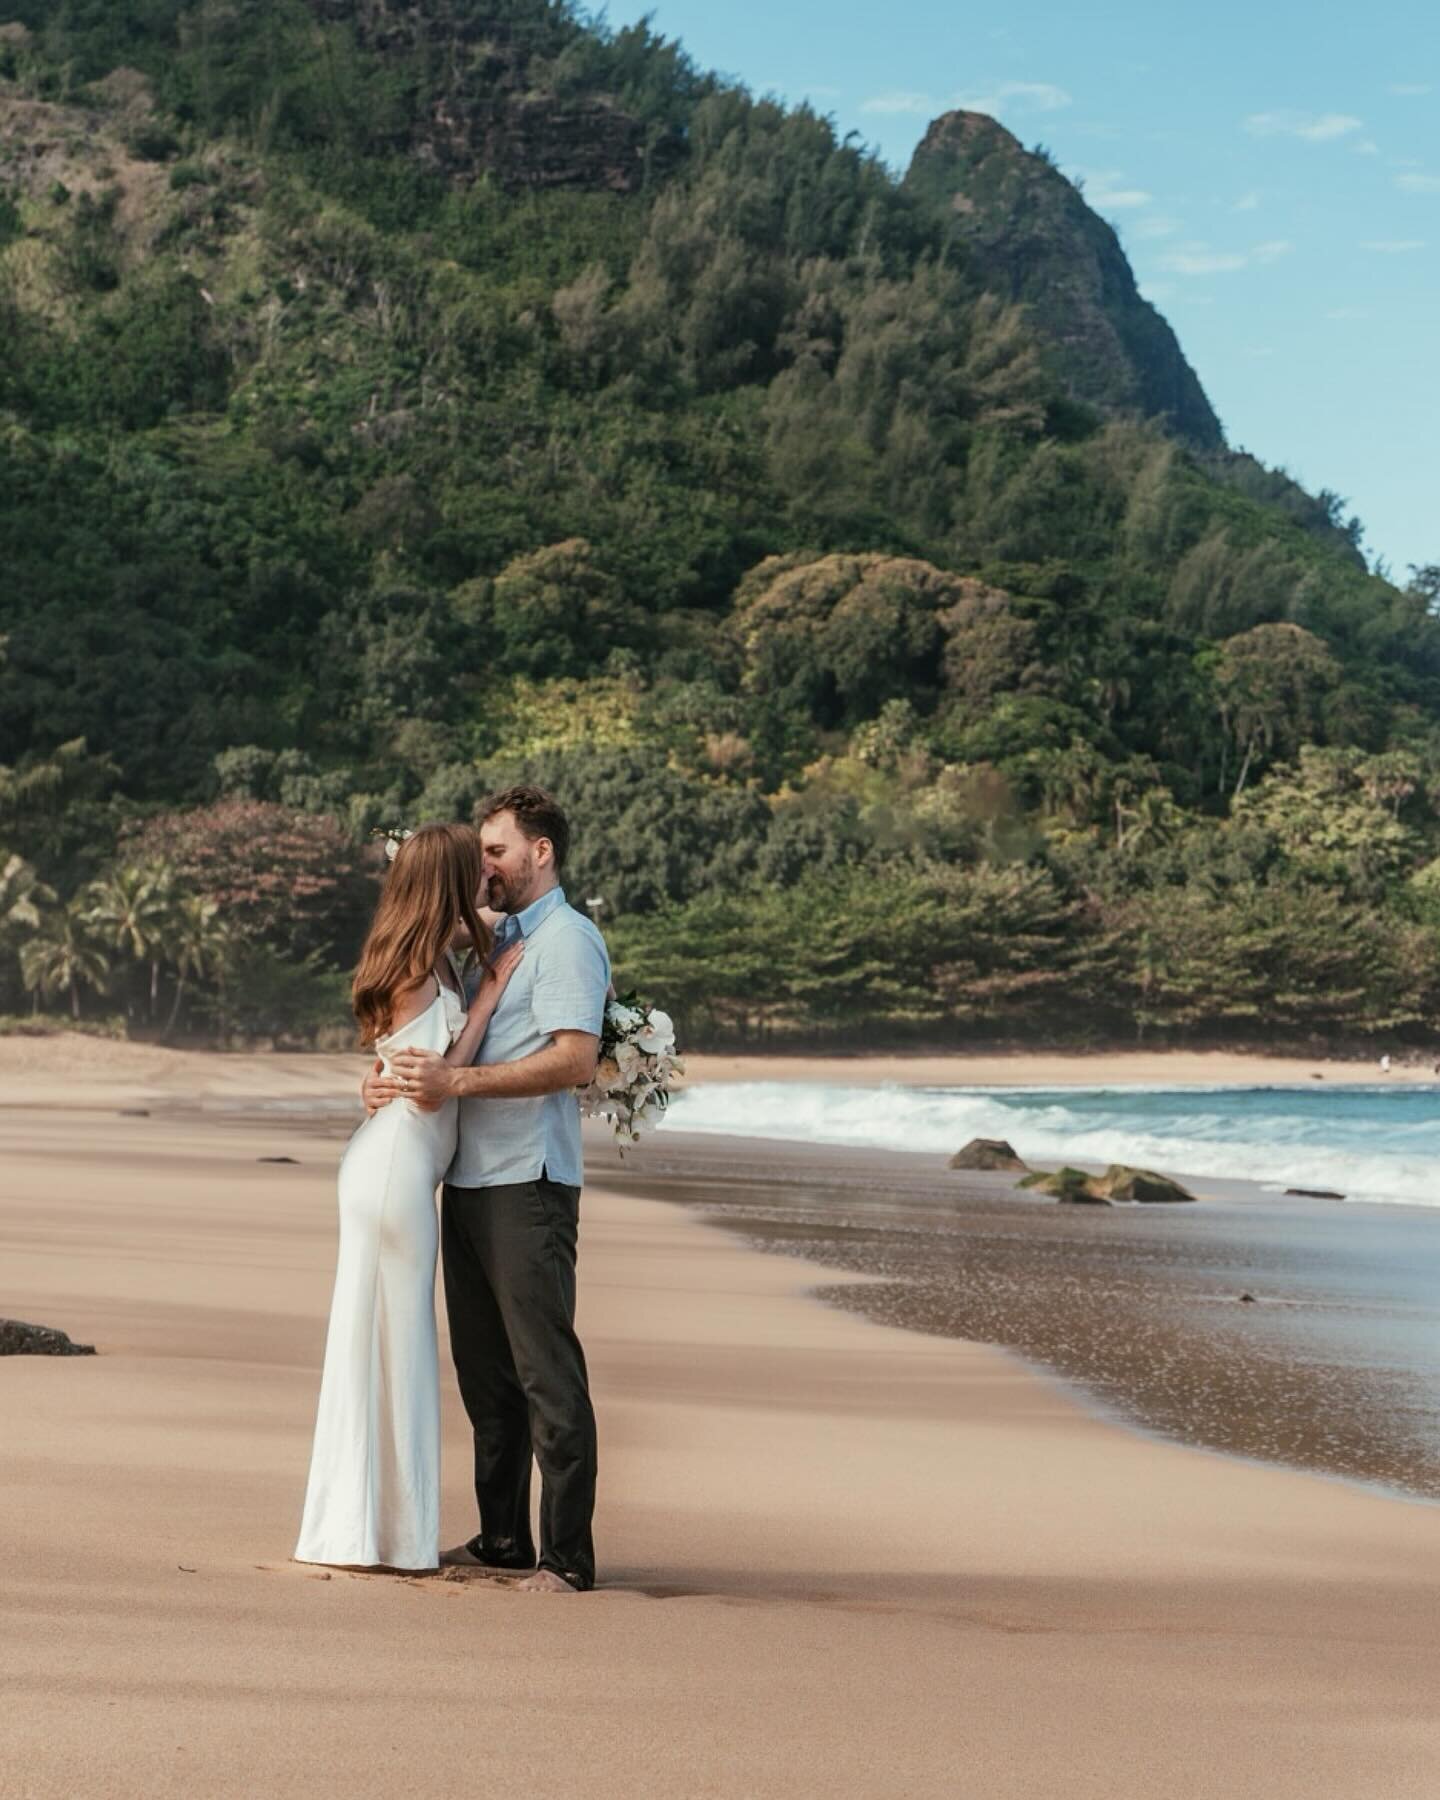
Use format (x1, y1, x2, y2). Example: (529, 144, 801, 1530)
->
(440, 1178, 597, 1591)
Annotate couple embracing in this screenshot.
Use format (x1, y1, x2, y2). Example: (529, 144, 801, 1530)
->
(294, 785, 607, 1594)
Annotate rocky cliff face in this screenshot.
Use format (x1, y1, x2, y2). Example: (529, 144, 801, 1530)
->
(305, 0, 676, 192)
(905, 111, 1222, 448)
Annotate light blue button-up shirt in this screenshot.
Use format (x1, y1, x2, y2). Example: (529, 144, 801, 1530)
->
(446, 886, 610, 1190)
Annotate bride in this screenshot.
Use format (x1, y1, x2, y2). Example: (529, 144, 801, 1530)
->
(294, 823, 522, 1572)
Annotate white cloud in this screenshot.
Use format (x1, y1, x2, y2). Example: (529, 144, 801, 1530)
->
(1233, 191, 1261, 211)
(1140, 281, 1177, 303)
(1390, 83, 1433, 96)
(1353, 139, 1381, 155)
(1362, 238, 1426, 252)
(1161, 247, 1249, 274)
(1398, 172, 1440, 192)
(1158, 238, 1294, 276)
(954, 80, 1072, 116)
(1245, 110, 1364, 142)
(859, 91, 935, 116)
(1132, 215, 1180, 240)
(1081, 169, 1153, 210)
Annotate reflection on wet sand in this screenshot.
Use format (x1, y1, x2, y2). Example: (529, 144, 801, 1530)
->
(592, 1130, 1440, 1502)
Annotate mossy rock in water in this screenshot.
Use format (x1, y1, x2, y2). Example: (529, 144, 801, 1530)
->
(0, 1318, 96, 1356)
(949, 1137, 1028, 1171)
(1097, 1165, 1195, 1204)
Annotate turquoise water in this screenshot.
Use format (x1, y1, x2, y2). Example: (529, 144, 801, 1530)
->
(665, 1081, 1440, 1208)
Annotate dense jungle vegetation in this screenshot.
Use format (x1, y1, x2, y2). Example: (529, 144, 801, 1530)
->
(1, 0, 1437, 1049)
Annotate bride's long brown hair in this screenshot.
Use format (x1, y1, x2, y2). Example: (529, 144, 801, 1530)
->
(352, 824, 491, 1047)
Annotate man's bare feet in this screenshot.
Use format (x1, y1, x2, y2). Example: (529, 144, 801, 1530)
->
(515, 1569, 578, 1594)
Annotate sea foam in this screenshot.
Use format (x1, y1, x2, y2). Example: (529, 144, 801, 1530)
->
(662, 1081, 1440, 1210)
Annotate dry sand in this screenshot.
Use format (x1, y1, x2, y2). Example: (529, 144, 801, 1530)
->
(2, 1041, 1439, 1796)
(681, 1046, 1432, 1087)
(0, 1034, 1420, 1116)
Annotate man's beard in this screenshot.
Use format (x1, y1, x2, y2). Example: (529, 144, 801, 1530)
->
(487, 862, 536, 914)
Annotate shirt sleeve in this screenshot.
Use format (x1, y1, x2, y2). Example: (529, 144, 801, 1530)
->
(531, 918, 610, 1039)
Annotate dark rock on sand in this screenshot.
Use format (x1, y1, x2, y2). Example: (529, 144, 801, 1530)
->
(258, 1156, 300, 1164)
(1019, 1164, 1194, 1205)
(1099, 1165, 1195, 1204)
(949, 1137, 1028, 1172)
(1020, 1166, 1111, 1203)
(0, 1318, 96, 1356)
(1239, 1293, 1258, 1304)
(1286, 1187, 1346, 1200)
(118, 1108, 150, 1117)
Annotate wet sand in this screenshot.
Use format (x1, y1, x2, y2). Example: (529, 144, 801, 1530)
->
(593, 1131, 1440, 1502)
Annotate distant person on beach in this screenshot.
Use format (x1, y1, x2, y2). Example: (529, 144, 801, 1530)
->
(291, 784, 608, 1591)
(1380, 1054, 1392, 1075)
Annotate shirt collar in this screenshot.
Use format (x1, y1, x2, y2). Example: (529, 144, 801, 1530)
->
(496, 885, 567, 945)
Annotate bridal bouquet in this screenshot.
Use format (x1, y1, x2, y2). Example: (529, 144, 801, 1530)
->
(579, 994, 683, 1145)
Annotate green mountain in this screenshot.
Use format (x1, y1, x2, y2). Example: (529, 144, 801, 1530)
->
(1, 1, 1437, 1048)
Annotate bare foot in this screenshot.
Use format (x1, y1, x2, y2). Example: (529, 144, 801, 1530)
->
(515, 1570, 578, 1595)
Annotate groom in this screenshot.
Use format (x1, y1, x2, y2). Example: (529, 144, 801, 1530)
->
(367, 785, 610, 1593)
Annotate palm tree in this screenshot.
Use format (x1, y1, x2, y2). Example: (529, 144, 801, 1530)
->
(162, 894, 232, 1039)
(20, 902, 112, 1020)
(0, 851, 55, 938)
(83, 862, 175, 1021)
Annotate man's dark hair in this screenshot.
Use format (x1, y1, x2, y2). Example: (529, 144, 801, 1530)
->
(480, 784, 571, 873)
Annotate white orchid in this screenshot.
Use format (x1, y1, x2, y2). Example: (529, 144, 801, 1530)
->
(635, 1008, 675, 1054)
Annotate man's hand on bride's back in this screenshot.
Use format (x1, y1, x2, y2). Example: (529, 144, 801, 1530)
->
(361, 1058, 402, 1117)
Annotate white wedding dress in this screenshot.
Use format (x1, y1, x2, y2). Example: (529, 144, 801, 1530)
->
(294, 974, 466, 1570)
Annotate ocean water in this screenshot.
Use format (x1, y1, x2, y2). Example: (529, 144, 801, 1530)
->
(663, 1081, 1440, 1210)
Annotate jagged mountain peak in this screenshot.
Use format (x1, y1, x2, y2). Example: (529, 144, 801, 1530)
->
(906, 108, 1223, 448)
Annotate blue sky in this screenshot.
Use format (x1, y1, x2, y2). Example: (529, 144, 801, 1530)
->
(607, 0, 1438, 582)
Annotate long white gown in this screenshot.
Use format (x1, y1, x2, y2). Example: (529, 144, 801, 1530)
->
(294, 977, 466, 1570)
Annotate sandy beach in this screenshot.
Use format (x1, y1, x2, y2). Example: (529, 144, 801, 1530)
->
(679, 1046, 1437, 1087)
(0, 1033, 1422, 1114)
(3, 1041, 1440, 1796)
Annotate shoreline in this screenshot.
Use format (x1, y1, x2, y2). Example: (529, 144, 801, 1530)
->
(592, 1127, 1440, 1506)
(3, 1064, 1440, 1791)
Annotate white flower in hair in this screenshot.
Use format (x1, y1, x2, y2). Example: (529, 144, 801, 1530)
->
(371, 826, 415, 862)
